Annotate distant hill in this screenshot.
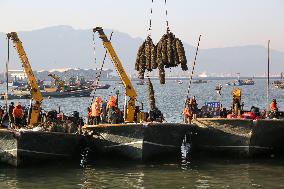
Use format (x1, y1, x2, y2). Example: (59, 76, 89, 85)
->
(0, 25, 283, 76)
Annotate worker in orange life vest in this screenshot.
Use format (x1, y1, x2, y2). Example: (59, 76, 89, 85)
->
(183, 104, 193, 124)
(91, 97, 102, 125)
(270, 99, 278, 112)
(13, 103, 24, 129)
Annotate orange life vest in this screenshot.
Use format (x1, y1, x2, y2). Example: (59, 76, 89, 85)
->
(270, 102, 277, 111)
(91, 102, 101, 117)
(13, 106, 23, 118)
(183, 107, 192, 117)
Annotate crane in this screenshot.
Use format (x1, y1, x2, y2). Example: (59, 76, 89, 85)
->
(93, 27, 139, 123)
(48, 73, 65, 91)
(7, 32, 43, 126)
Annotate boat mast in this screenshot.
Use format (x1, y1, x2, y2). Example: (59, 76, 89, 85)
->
(266, 40, 270, 117)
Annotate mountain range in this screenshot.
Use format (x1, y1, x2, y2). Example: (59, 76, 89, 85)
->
(0, 25, 283, 77)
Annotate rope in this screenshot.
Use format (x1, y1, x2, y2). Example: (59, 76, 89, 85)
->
(184, 35, 202, 107)
(91, 31, 114, 104)
(92, 33, 98, 78)
(148, 0, 154, 36)
(164, 0, 170, 32)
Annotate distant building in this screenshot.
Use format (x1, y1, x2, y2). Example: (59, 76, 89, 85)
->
(9, 70, 27, 80)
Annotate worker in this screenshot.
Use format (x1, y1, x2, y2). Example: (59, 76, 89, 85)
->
(183, 105, 193, 124)
(91, 97, 101, 125)
(8, 102, 15, 128)
(101, 100, 107, 123)
(87, 106, 92, 125)
(189, 96, 198, 119)
(0, 106, 4, 126)
(12, 103, 24, 129)
(107, 96, 117, 123)
(270, 99, 279, 118)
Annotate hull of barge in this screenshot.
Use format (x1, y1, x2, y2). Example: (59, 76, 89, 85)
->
(191, 118, 284, 158)
(83, 123, 191, 161)
(0, 129, 85, 166)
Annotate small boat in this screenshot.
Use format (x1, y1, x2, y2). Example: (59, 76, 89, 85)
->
(273, 80, 284, 89)
(234, 79, 255, 86)
(136, 81, 146, 85)
(93, 84, 111, 89)
(192, 79, 207, 84)
(176, 80, 183, 84)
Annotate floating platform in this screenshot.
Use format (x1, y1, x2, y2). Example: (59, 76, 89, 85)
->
(191, 118, 284, 158)
(83, 123, 191, 161)
(0, 129, 86, 166)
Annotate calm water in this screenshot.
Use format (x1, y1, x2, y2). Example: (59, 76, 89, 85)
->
(0, 78, 284, 188)
(0, 158, 284, 188)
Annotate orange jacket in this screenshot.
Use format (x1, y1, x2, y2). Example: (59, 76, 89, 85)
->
(13, 105, 24, 118)
(91, 102, 101, 117)
(183, 107, 192, 117)
(107, 100, 116, 108)
(270, 102, 277, 111)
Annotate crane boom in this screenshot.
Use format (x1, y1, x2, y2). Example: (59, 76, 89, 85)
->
(48, 73, 65, 91)
(7, 32, 43, 126)
(93, 27, 137, 122)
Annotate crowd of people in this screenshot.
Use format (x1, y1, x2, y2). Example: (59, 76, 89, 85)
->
(87, 96, 123, 125)
(0, 102, 27, 129)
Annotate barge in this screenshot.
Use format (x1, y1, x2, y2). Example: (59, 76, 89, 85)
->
(83, 123, 191, 161)
(0, 129, 86, 166)
(190, 118, 284, 158)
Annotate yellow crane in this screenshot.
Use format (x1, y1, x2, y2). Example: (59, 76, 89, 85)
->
(7, 32, 43, 126)
(48, 73, 65, 91)
(93, 27, 140, 123)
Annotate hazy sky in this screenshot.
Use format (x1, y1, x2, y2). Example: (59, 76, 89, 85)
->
(0, 0, 283, 51)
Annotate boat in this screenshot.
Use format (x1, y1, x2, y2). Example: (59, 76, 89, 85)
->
(0, 88, 93, 100)
(93, 84, 111, 89)
(176, 80, 183, 84)
(136, 80, 146, 85)
(83, 123, 191, 161)
(234, 79, 255, 86)
(273, 80, 284, 89)
(192, 79, 207, 84)
(0, 129, 86, 166)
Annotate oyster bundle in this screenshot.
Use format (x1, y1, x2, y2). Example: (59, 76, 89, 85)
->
(135, 36, 156, 80)
(147, 77, 156, 110)
(135, 32, 188, 84)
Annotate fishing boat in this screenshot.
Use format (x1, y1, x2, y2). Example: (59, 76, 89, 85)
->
(0, 88, 93, 100)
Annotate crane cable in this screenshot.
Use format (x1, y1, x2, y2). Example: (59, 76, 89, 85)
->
(184, 35, 202, 108)
(148, 0, 154, 37)
(91, 31, 114, 103)
(164, 0, 170, 32)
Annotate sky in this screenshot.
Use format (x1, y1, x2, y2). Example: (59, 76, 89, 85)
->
(0, 0, 283, 51)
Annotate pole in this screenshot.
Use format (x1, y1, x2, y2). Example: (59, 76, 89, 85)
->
(266, 40, 270, 117)
(5, 37, 10, 112)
